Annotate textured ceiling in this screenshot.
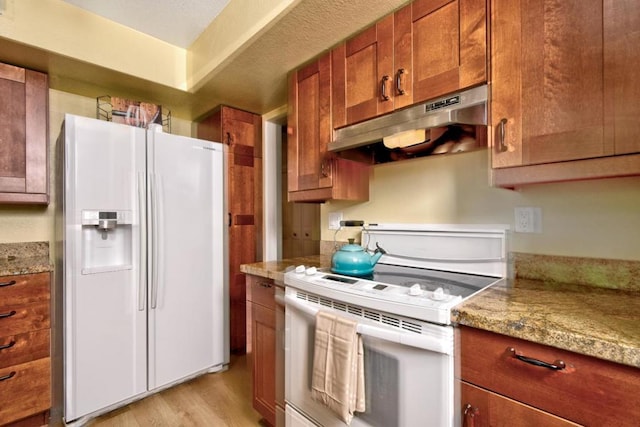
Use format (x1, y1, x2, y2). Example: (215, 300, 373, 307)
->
(61, 0, 231, 48)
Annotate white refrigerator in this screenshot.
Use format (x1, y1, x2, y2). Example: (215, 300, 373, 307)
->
(60, 114, 228, 423)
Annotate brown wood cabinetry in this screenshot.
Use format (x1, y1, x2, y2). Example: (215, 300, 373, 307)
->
(197, 106, 262, 354)
(459, 326, 640, 427)
(331, 0, 487, 128)
(0, 62, 49, 205)
(491, 0, 640, 187)
(288, 53, 370, 203)
(246, 275, 276, 427)
(0, 272, 51, 426)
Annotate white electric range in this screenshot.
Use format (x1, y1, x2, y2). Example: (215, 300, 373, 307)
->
(283, 223, 509, 427)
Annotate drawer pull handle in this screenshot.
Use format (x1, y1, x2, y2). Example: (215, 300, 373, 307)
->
(508, 347, 566, 370)
(0, 280, 16, 287)
(0, 310, 16, 319)
(260, 283, 272, 288)
(0, 371, 16, 382)
(0, 340, 15, 351)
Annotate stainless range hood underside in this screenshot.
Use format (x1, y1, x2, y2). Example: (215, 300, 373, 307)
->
(329, 84, 488, 152)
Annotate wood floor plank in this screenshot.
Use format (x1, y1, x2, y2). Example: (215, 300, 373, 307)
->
(81, 355, 263, 427)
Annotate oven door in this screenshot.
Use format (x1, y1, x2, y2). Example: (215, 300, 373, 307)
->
(285, 291, 458, 427)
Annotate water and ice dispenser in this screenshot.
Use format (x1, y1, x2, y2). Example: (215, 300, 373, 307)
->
(81, 210, 133, 274)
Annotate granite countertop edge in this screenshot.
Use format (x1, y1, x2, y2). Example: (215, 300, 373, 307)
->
(242, 257, 639, 369)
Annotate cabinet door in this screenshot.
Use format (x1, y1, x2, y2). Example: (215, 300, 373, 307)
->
(461, 382, 579, 427)
(0, 63, 48, 204)
(492, 0, 606, 168)
(332, 14, 394, 128)
(288, 53, 333, 194)
(606, 0, 640, 155)
(252, 302, 276, 426)
(223, 106, 262, 354)
(491, 0, 640, 187)
(411, 0, 487, 104)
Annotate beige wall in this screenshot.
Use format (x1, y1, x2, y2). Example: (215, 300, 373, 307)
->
(322, 150, 640, 261)
(2, 91, 639, 263)
(0, 90, 193, 247)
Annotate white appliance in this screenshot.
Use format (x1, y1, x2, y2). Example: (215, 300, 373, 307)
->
(284, 223, 509, 427)
(59, 114, 228, 424)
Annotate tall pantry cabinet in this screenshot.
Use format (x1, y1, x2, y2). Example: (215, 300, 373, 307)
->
(197, 106, 262, 354)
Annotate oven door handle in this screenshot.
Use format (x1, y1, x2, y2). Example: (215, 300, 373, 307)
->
(285, 294, 452, 355)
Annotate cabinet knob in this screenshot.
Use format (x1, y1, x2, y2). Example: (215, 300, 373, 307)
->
(463, 404, 479, 427)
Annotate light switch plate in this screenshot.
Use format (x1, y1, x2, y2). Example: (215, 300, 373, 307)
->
(328, 212, 343, 230)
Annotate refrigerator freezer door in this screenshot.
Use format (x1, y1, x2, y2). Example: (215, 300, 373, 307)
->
(146, 129, 227, 390)
(63, 115, 147, 421)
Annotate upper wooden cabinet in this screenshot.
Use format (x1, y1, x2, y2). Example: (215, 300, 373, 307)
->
(0, 63, 49, 204)
(288, 52, 370, 203)
(331, 0, 488, 129)
(491, 0, 640, 187)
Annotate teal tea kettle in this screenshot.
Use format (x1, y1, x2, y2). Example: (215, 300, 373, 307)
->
(331, 221, 387, 277)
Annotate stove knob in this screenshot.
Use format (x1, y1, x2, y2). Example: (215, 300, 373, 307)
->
(295, 265, 306, 274)
(431, 287, 446, 301)
(408, 284, 422, 296)
(305, 266, 317, 276)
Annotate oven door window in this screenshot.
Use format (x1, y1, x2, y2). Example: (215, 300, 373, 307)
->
(285, 303, 454, 427)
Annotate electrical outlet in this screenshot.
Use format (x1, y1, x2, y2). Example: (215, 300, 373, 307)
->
(514, 207, 542, 233)
(328, 212, 343, 230)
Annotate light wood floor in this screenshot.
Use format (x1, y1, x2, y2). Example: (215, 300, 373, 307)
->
(82, 355, 264, 427)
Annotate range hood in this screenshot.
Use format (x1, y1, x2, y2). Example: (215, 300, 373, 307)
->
(329, 84, 487, 152)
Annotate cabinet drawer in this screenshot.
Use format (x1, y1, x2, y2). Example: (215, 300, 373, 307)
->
(0, 329, 50, 369)
(0, 357, 51, 425)
(247, 275, 275, 309)
(0, 273, 50, 310)
(0, 301, 50, 337)
(460, 326, 640, 426)
(461, 381, 579, 427)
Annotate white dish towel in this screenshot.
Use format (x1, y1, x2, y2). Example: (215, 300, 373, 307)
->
(311, 310, 365, 424)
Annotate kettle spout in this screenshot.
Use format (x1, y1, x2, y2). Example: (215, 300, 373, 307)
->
(370, 243, 387, 265)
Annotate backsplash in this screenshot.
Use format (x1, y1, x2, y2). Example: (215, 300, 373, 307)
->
(514, 252, 640, 292)
(0, 241, 49, 259)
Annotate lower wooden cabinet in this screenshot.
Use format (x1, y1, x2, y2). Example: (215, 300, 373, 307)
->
(0, 272, 51, 426)
(246, 275, 276, 426)
(459, 326, 640, 427)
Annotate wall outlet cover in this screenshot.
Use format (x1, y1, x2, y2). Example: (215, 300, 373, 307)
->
(514, 207, 542, 233)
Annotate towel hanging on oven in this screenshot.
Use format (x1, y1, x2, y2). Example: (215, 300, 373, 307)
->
(311, 311, 365, 424)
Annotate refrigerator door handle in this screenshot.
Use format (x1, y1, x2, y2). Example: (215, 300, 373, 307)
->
(150, 173, 159, 309)
(137, 172, 146, 311)
(152, 176, 163, 310)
